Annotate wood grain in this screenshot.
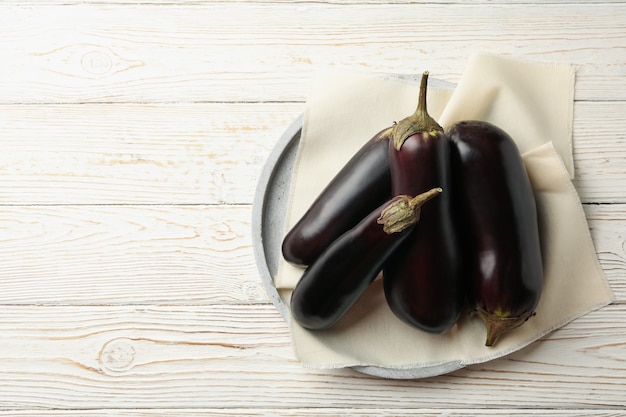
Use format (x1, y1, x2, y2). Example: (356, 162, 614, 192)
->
(585, 204, 626, 302)
(0, 412, 624, 417)
(0, 1, 624, 414)
(10, 0, 626, 4)
(0, 103, 300, 204)
(0, 304, 622, 409)
(572, 102, 626, 203)
(0, 204, 267, 304)
(0, 203, 621, 305)
(0, 102, 624, 205)
(0, 3, 624, 103)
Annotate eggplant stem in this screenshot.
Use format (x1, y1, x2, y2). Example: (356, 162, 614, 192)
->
(416, 70, 430, 116)
(392, 71, 443, 151)
(475, 306, 534, 347)
(409, 187, 443, 210)
(377, 187, 442, 234)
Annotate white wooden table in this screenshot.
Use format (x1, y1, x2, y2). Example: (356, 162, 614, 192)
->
(0, 1, 624, 415)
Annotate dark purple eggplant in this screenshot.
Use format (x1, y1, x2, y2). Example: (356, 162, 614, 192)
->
(282, 126, 393, 266)
(447, 120, 543, 346)
(290, 187, 442, 330)
(383, 71, 464, 334)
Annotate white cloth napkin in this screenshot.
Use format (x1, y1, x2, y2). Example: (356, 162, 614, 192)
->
(275, 54, 614, 371)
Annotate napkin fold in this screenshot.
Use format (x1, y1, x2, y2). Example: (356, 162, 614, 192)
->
(275, 54, 614, 371)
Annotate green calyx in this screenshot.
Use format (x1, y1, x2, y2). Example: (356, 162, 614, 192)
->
(377, 187, 443, 234)
(392, 71, 444, 151)
(475, 306, 536, 347)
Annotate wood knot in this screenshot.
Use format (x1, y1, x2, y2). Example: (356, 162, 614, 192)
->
(100, 338, 136, 373)
(81, 49, 113, 76)
(34, 43, 143, 80)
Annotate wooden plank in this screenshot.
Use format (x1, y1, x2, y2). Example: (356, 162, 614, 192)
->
(0, 101, 624, 205)
(585, 203, 626, 301)
(0, 204, 269, 304)
(0, 408, 624, 415)
(0, 103, 301, 205)
(0, 3, 624, 103)
(8, 0, 626, 4)
(0, 304, 623, 409)
(0, 202, 620, 306)
(572, 101, 626, 202)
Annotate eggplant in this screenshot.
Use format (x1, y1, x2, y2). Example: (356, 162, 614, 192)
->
(447, 120, 543, 346)
(290, 188, 442, 330)
(383, 71, 464, 334)
(282, 126, 393, 266)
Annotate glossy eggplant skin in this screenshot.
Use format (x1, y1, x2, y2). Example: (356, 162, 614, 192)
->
(282, 127, 392, 266)
(290, 196, 412, 330)
(447, 121, 543, 345)
(290, 188, 442, 331)
(384, 131, 464, 334)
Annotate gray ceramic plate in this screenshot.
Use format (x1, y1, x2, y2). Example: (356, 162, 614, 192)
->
(251, 77, 464, 379)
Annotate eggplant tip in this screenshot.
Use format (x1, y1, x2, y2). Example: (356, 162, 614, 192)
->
(475, 307, 533, 347)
